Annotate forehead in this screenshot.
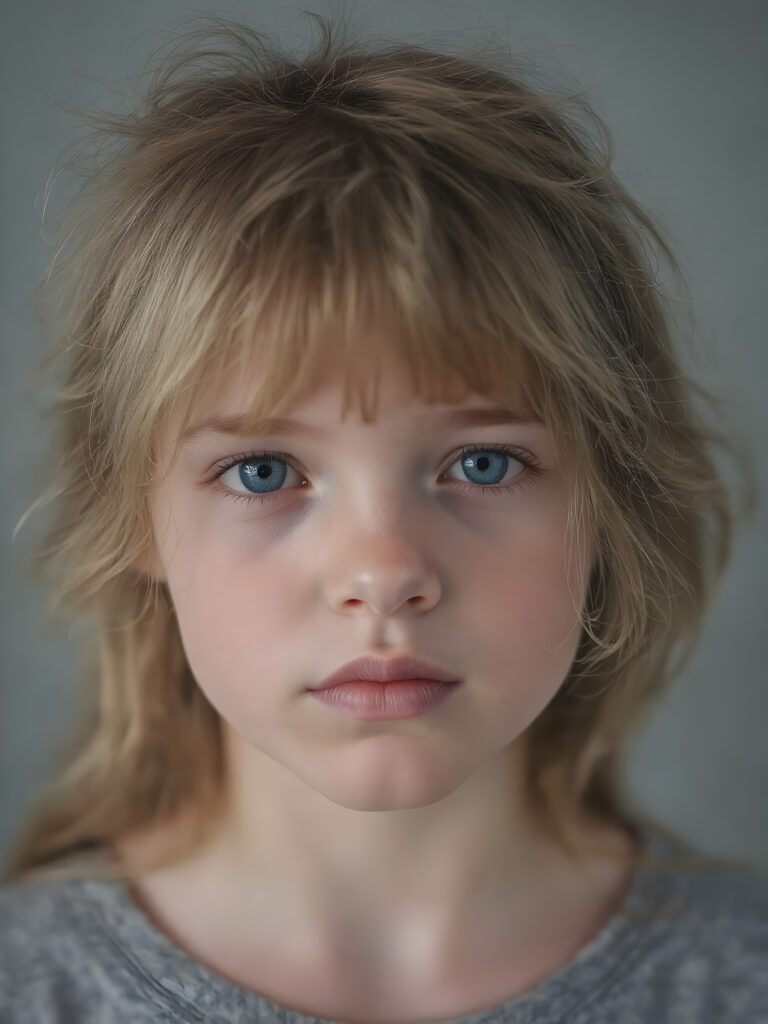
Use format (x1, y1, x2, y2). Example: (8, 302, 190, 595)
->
(194, 333, 532, 424)
(182, 373, 535, 454)
(153, 316, 545, 477)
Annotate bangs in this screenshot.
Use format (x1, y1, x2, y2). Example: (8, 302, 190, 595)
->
(160, 183, 547, 471)
(65, 47, 632, 490)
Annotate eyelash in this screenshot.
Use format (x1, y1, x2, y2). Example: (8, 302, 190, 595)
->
(210, 444, 544, 507)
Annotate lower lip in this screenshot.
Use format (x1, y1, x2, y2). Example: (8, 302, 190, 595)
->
(309, 679, 461, 720)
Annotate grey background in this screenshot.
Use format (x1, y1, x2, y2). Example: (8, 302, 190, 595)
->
(1, 0, 766, 873)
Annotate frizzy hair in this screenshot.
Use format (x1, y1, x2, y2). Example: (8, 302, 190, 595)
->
(3, 11, 759, 886)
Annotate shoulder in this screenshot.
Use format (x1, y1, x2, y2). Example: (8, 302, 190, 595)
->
(0, 875, 164, 1024)
(636, 827, 768, 938)
(0, 876, 85, 961)
(659, 857, 768, 936)
(0, 878, 94, 1010)
(626, 858, 768, 1020)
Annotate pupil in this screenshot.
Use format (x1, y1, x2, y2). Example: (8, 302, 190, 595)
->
(476, 456, 490, 471)
(256, 464, 272, 479)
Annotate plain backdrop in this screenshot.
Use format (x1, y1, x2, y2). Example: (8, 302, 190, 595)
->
(1, 0, 766, 873)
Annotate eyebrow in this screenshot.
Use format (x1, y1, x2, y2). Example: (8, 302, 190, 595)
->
(181, 407, 543, 444)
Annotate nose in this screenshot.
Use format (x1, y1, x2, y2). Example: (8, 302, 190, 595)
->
(323, 525, 442, 618)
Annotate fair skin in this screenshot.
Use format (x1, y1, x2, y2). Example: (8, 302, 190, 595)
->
(120, 341, 637, 1023)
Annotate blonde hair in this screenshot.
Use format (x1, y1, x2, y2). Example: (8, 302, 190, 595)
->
(4, 12, 760, 887)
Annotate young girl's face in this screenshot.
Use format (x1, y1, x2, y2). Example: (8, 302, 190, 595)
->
(146, 339, 594, 812)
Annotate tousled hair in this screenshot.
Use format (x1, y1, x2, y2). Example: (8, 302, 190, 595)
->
(4, 12, 759, 887)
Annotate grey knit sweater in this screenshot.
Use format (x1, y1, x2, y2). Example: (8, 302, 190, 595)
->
(1, 826, 766, 1023)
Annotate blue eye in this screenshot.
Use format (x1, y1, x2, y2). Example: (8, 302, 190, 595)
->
(211, 445, 543, 506)
(231, 455, 293, 494)
(449, 449, 517, 487)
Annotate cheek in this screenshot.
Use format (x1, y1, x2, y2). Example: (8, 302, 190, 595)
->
(154, 506, 301, 715)
(471, 532, 587, 640)
(190, 559, 293, 660)
(454, 500, 591, 710)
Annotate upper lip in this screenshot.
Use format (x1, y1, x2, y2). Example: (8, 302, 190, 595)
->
(312, 655, 461, 690)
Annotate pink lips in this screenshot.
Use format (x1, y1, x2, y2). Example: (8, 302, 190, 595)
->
(308, 654, 462, 721)
(313, 654, 461, 690)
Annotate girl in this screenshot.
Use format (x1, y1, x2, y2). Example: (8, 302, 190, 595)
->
(1, 13, 765, 1024)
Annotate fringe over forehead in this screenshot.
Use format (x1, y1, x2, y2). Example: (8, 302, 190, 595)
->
(50, 17, 666, 494)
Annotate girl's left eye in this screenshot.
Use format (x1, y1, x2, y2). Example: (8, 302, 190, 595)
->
(209, 444, 544, 507)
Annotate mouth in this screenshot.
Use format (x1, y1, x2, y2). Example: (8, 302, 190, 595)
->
(311, 653, 461, 691)
(308, 677, 462, 721)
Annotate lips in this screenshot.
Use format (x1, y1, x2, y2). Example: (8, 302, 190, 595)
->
(312, 654, 461, 691)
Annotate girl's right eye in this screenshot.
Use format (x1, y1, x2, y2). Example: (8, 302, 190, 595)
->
(213, 450, 306, 506)
(211, 444, 544, 506)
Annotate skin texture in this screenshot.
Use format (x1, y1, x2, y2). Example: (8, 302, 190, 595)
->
(122, 342, 636, 1021)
